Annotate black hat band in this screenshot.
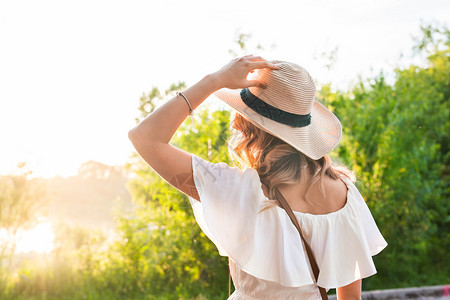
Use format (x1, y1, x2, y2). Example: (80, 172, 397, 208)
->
(240, 88, 311, 127)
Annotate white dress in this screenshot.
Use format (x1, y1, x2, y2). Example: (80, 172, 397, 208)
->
(188, 154, 388, 300)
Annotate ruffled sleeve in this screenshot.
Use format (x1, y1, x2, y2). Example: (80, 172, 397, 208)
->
(311, 176, 388, 289)
(188, 154, 263, 256)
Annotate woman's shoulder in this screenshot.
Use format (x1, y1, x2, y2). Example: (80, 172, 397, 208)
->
(322, 175, 349, 213)
(190, 154, 262, 201)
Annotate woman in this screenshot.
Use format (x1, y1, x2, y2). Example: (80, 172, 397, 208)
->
(128, 55, 387, 299)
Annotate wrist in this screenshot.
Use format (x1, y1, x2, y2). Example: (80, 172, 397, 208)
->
(205, 72, 224, 91)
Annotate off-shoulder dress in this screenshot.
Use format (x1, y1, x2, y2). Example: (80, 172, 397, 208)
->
(188, 154, 387, 300)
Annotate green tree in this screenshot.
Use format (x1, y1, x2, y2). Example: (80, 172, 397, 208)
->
(318, 24, 449, 288)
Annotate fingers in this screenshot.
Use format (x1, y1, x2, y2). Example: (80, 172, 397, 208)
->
(231, 55, 279, 88)
(239, 55, 279, 70)
(245, 56, 279, 88)
(249, 60, 279, 70)
(243, 55, 264, 61)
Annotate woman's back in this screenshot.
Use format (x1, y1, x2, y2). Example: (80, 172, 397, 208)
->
(188, 154, 387, 300)
(262, 175, 349, 215)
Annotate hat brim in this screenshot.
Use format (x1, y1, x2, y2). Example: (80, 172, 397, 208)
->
(213, 88, 342, 160)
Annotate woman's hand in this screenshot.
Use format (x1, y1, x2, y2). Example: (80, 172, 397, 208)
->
(210, 55, 279, 90)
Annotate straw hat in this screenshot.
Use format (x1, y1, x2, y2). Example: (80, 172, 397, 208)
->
(213, 60, 342, 160)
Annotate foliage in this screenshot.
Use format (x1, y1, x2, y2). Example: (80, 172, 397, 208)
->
(317, 24, 449, 289)
(6, 225, 109, 300)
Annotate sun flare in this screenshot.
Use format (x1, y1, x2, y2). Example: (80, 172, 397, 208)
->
(15, 221, 55, 254)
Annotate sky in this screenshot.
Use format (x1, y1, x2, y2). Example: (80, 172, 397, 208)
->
(0, 0, 449, 178)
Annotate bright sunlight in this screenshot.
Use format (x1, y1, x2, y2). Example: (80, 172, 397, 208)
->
(15, 220, 55, 254)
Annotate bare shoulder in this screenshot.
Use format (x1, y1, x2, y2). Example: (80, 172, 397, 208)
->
(323, 176, 349, 209)
(290, 175, 350, 214)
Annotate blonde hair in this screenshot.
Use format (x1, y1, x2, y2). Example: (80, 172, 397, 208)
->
(227, 112, 354, 201)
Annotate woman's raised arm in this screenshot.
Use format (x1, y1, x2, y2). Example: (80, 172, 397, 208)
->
(128, 55, 279, 201)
